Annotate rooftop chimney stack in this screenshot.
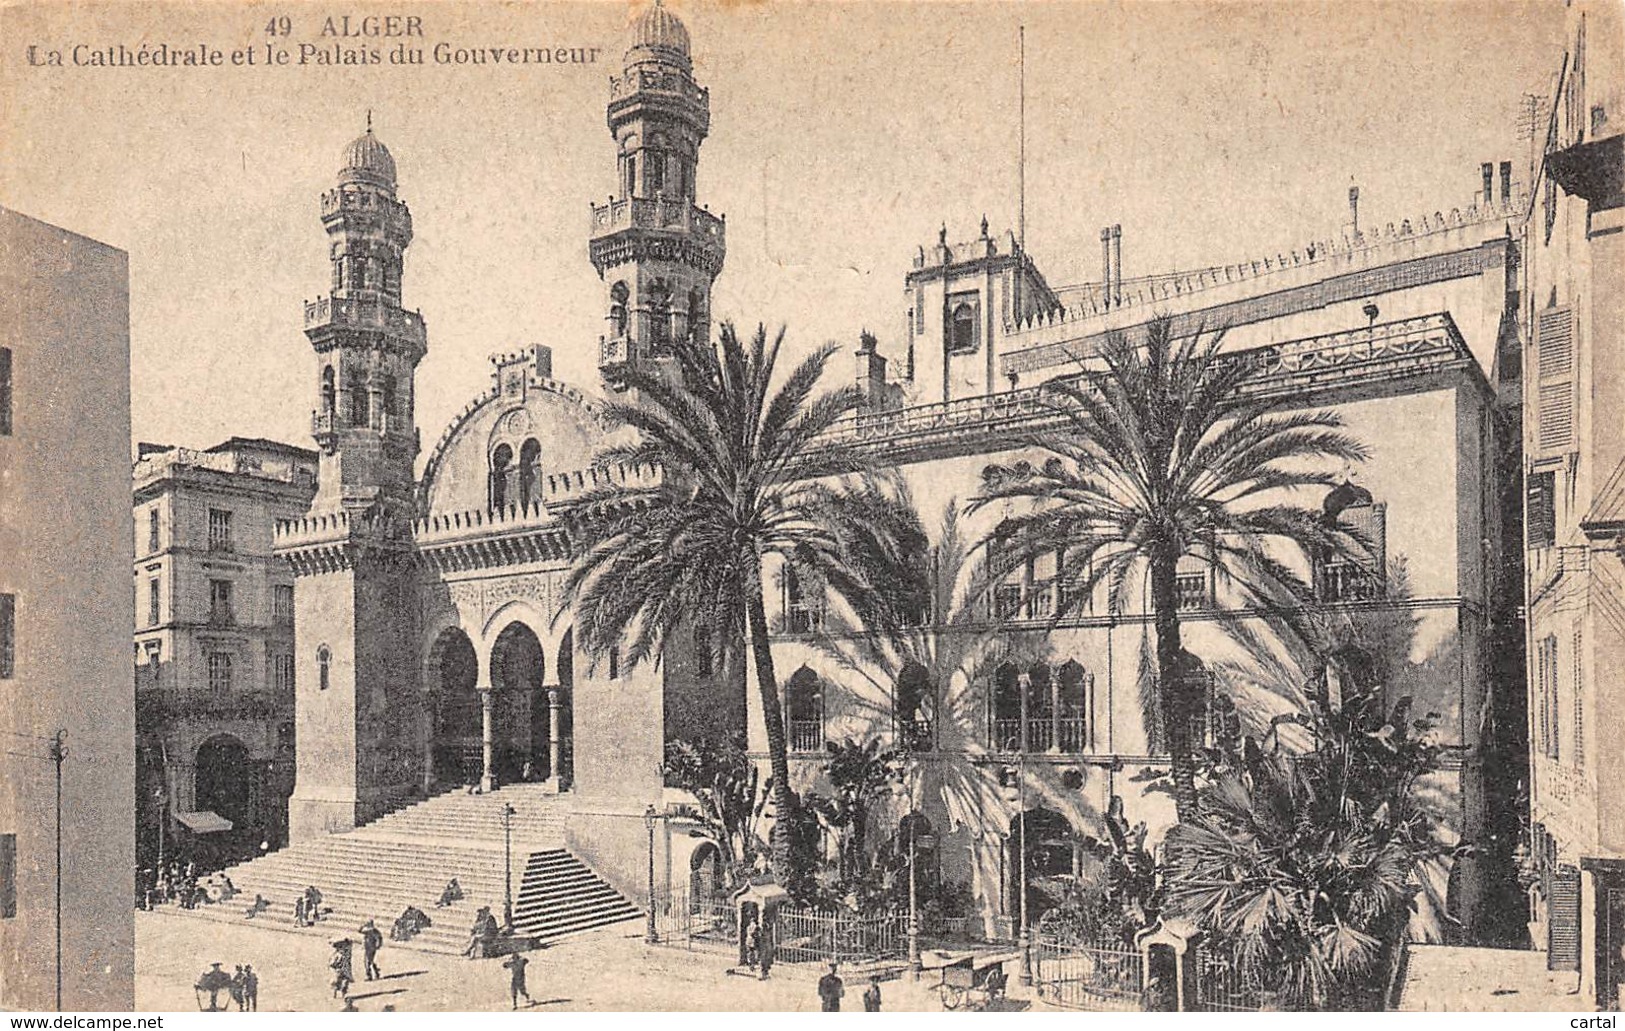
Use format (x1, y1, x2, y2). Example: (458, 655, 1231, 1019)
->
(1499, 161, 1513, 206)
(1101, 227, 1113, 309)
(1111, 225, 1123, 305)
(1481, 162, 1494, 207)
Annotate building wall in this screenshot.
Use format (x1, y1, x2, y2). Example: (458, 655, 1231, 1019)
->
(0, 209, 134, 1011)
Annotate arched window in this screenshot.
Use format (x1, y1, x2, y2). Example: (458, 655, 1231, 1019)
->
(785, 667, 824, 752)
(332, 247, 345, 291)
(490, 444, 513, 511)
(1026, 664, 1054, 751)
(624, 154, 637, 199)
(950, 301, 978, 353)
(1057, 660, 1089, 752)
(646, 148, 666, 194)
(992, 662, 1022, 751)
(783, 562, 824, 633)
(647, 282, 672, 353)
(380, 374, 397, 431)
(317, 644, 331, 692)
(609, 282, 629, 339)
(349, 370, 369, 427)
(321, 366, 335, 417)
(353, 252, 368, 291)
(896, 663, 933, 750)
(687, 288, 705, 344)
(518, 439, 541, 509)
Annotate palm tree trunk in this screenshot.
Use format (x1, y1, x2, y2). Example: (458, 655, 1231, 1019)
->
(744, 564, 797, 882)
(1150, 553, 1199, 823)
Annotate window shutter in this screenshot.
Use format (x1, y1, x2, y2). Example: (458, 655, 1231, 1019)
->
(1548, 864, 1582, 971)
(1527, 472, 1556, 548)
(1536, 307, 1575, 452)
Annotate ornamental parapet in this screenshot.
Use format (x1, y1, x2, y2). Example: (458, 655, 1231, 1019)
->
(829, 314, 1471, 460)
(320, 187, 412, 229)
(303, 293, 427, 352)
(999, 196, 1520, 367)
(589, 196, 724, 244)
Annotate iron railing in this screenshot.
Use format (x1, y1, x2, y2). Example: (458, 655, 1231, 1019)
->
(1032, 935, 1145, 1011)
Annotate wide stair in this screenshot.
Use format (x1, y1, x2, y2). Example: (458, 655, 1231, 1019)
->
(162, 783, 641, 955)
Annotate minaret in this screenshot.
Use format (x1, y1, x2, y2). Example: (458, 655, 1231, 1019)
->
(282, 121, 426, 841)
(306, 117, 426, 518)
(590, 1, 726, 389)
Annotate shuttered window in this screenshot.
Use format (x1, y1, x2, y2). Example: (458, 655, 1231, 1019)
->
(1536, 307, 1575, 452)
(1573, 630, 1585, 769)
(1548, 864, 1582, 971)
(1528, 471, 1557, 548)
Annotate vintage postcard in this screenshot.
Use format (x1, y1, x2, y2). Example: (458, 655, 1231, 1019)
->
(1, 0, 1620, 1017)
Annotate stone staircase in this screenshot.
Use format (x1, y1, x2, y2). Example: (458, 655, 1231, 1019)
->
(162, 783, 640, 955)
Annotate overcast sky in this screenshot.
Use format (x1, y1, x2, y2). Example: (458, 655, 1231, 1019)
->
(0, 1, 1566, 462)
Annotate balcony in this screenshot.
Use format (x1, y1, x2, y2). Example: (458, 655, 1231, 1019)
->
(303, 294, 427, 353)
(991, 716, 1092, 754)
(1319, 562, 1382, 603)
(136, 688, 292, 720)
(589, 196, 725, 245)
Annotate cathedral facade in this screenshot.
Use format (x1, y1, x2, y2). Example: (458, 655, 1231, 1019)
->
(276, 5, 1529, 944)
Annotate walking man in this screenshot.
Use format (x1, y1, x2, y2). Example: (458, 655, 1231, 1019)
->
(502, 951, 533, 1009)
(229, 965, 247, 1011)
(361, 920, 384, 981)
(817, 962, 845, 1012)
(242, 965, 259, 1012)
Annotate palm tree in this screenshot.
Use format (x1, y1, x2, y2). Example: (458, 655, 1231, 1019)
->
(970, 315, 1368, 823)
(564, 323, 928, 884)
(1159, 684, 1453, 1009)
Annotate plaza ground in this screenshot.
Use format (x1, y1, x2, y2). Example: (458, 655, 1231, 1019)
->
(134, 909, 1038, 1013)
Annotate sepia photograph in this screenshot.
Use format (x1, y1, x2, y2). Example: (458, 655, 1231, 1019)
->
(0, 0, 1620, 1017)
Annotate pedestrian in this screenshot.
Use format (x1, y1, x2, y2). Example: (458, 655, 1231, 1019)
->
(229, 965, 247, 1011)
(243, 965, 259, 1011)
(744, 920, 761, 972)
(436, 878, 463, 908)
(863, 974, 882, 1012)
(197, 962, 232, 1011)
(244, 894, 268, 920)
(305, 885, 325, 923)
(817, 962, 844, 1012)
(294, 895, 308, 927)
(502, 951, 532, 1009)
(329, 938, 355, 999)
(361, 920, 384, 980)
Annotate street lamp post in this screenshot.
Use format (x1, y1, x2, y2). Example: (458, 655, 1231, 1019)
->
(1002, 735, 1032, 987)
(643, 804, 659, 944)
(49, 729, 67, 1012)
(500, 802, 516, 932)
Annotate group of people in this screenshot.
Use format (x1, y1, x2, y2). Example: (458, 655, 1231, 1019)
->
(462, 906, 501, 959)
(142, 861, 237, 911)
(293, 885, 326, 927)
(193, 961, 259, 1012)
(816, 964, 884, 1013)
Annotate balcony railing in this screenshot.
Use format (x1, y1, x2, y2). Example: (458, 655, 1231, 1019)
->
(991, 716, 1092, 754)
(783, 607, 824, 635)
(303, 294, 427, 351)
(789, 719, 824, 753)
(589, 196, 726, 245)
(1319, 562, 1382, 602)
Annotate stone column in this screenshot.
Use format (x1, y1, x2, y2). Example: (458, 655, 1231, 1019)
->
(479, 685, 496, 792)
(1049, 668, 1062, 754)
(545, 687, 563, 791)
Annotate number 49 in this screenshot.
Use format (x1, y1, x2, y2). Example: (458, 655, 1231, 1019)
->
(266, 16, 291, 36)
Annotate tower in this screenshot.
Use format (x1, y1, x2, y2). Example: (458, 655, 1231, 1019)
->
(282, 123, 425, 840)
(306, 119, 425, 517)
(590, 1, 726, 388)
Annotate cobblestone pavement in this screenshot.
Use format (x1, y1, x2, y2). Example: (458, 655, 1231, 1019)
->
(135, 910, 1046, 1012)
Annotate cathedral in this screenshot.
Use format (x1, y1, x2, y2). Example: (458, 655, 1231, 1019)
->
(275, 3, 1530, 944)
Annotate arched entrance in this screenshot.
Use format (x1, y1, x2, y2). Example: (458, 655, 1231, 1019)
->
(195, 735, 251, 828)
(490, 620, 545, 784)
(1007, 808, 1077, 925)
(690, 841, 728, 911)
(430, 627, 480, 785)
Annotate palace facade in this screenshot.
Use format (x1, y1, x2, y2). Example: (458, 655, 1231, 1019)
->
(274, 5, 1532, 944)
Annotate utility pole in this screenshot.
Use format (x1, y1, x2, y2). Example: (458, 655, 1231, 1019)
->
(49, 729, 67, 1012)
(501, 802, 516, 932)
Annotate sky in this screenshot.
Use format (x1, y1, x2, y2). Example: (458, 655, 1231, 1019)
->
(0, 0, 1567, 464)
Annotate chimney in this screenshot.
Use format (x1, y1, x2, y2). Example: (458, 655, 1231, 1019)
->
(1111, 225, 1123, 305)
(530, 344, 553, 381)
(1348, 185, 1360, 236)
(1100, 227, 1113, 308)
(1481, 162, 1494, 207)
(1499, 160, 1513, 206)
(855, 330, 888, 407)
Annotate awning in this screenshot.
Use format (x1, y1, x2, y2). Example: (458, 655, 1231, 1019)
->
(175, 810, 233, 834)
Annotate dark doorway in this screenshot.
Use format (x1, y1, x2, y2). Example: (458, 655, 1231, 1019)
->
(430, 627, 480, 785)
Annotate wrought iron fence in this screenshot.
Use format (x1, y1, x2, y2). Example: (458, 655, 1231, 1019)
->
(649, 889, 906, 965)
(1191, 948, 1274, 1011)
(1032, 935, 1145, 1011)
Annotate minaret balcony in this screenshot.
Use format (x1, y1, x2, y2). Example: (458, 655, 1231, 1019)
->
(304, 293, 427, 352)
(589, 196, 724, 245)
